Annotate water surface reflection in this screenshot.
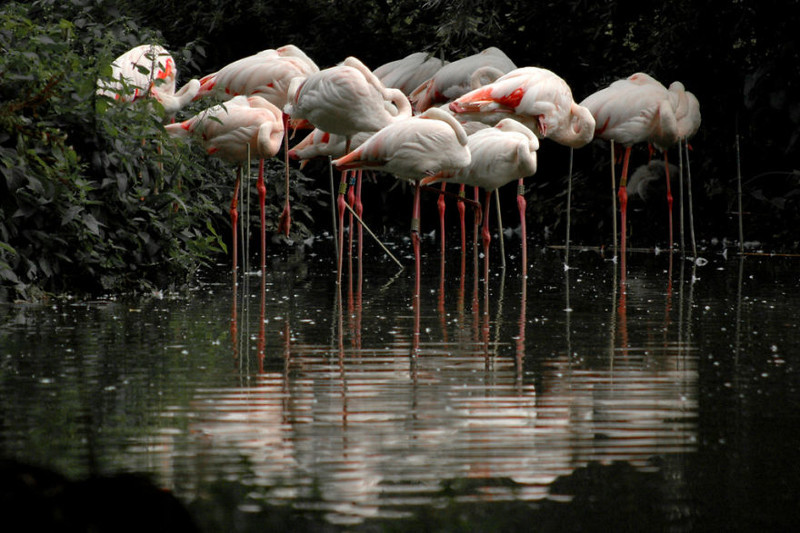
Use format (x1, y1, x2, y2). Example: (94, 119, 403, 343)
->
(2, 242, 798, 530)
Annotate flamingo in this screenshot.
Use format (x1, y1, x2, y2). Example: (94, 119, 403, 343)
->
(419, 118, 539, 274)
(284, 56, 413, 284)
(97, 44, 199, 118)
(373, 52, 447, 97)
(332, 107, 471, 281)
(668, 81, 701, 256)
(407, 47, 515, 257)
(195, 44, 319, 237)
(579, 73, 678, 258)
(409, 47, 516, 113)
(449, 66, 596, 267)
(288, 129, 371, 168)
(165, 95, 285, 275)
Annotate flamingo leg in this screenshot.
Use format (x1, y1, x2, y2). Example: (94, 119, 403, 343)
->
(663, 151, 674, 251)
(411, 180, 422, 284)
(610, 140, 618, 257)
(482, 189, 492, 277)
(278, 113, 291, 237)
(230, 168, 242, 275)
(355, 170, 363, 281)
(618, 146, 632, 259)
(256, 158, 267, 274)
(438, 182, 447, 256)
(347, 170, 356, 267)
(473, 186, 480, 248)
(458, 184, 466, 252)
(517, 178, 527, 277)
(336, 138, 352, 285)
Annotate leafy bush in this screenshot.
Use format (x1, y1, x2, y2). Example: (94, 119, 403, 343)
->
(0, 1, 322, 301)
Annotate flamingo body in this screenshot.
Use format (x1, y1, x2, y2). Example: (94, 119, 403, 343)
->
(409, 47, 516, 113)
(374, 52, 447, 96)
(285, 56, 412, 136)
(581, 74, 679, 150)
(196, 45, 319, 109)
(422, 118, 539, 191)
(332, 107, 471, 180)
(166, 95, 284, 161)
(450, 67, 596, 148)
(288, 129, 370, 168)
(97, 44, 199, 116)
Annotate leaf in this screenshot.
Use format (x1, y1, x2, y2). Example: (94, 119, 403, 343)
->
(83, 213, 102, 236)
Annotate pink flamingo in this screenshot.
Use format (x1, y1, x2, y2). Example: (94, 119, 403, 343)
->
(668, 81, 701, 256)
(332, 107, 471, 281)
(97, 44, 199, 118)
(284, 56, 412, 284)
(165, 95, 285, 274)
(420, 118, 539, 275)
(449, 66, 596, 266)
(195, 45, 319, 236)
(409, 47, 516, 113)
(407, 47, 515, 256)
(374, 52, 447, 97)
(580, 73, 678, 258)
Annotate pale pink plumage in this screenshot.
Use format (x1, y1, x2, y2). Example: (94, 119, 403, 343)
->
(166, 95, 285, 274)
(580, 72, 680, 256)
(450, 66, 596, 148)
(196, 45, 319, 109)
(409, 47, 516, 113)
(285, 56, 412, 137)
(285, 56, 414, 284)
(333, 107, 471, 281)
(287, 129, 370, 168)
(97, 44, 199, 116)
(374, 52, 447, 97)
(421, 118, 538, 191)
(166, 95, 284, 161)
(332, 107, 471, 180)
(581, 73, 678, 150)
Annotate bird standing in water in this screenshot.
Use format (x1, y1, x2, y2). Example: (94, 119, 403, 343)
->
(166, 95, 285, 275)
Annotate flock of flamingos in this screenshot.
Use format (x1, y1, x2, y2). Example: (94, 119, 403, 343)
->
(97, 43, 701, 283)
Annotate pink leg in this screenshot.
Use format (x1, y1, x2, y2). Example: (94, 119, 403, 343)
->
(278, 113, 291, 236)
(412, 180, 422, 283)
(482, 189, 492, 276)
(473, 186, 480, 247)
(336, 169, 347, 285)
(347, 170, 356, 263)
(438, 182, 447, 255)
(355, 170, 363, 262)
(618, 146, 632, 259)
(664, 151, 674, 250)
(517, 178, 527, 276)
(230, 173, 241, 274)
(336, 138, 352, 285)
(256, 159, 267, 274)
(458, 184, 466, 252)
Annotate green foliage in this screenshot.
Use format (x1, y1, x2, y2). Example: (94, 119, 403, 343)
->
(0, 1, 322, 301)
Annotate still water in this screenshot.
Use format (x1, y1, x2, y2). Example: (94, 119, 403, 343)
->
(2, 236, 799, 531)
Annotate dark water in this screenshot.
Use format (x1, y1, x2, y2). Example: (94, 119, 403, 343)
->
(2, 236, 799, 531)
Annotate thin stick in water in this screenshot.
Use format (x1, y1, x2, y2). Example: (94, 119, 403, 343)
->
(565, 147, 574, 269)
(685, 141, 698, 258)
(343, 201, 403, 269)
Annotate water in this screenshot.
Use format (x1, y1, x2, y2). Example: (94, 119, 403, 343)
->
(2, 237, 799, 531)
